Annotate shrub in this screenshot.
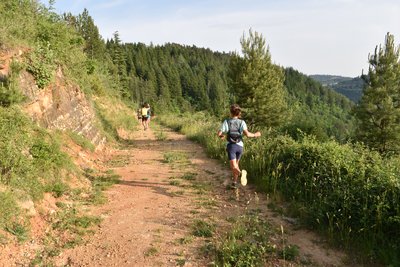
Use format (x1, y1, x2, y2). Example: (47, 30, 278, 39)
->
(158, 112, 400, 265)
(26, 41, 55, 88)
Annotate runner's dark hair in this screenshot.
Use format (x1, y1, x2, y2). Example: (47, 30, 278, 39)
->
(230, 104, 241, 117)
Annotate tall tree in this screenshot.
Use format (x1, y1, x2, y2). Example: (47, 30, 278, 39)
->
(75, 8, 105, 60)
(355, 33, 400, 155)
(229, 29, 288, 127)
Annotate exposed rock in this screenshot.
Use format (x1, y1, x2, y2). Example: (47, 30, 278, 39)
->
(21, 67, 105, 148)
(17, 199, 36, 217)
(1, 48, 105, 149)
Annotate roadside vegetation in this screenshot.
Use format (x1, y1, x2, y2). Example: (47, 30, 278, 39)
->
(158, 112, 400, 266)
(1, 0, 399, 265)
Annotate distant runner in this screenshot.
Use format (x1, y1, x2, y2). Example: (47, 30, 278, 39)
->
(217, 104, 261, 188)
(141, 103, 151, 130)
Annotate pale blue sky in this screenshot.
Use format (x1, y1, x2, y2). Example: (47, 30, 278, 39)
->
(42, 0, 400, 77)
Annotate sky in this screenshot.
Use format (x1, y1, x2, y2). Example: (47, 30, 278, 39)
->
(42, 0, 400, 77)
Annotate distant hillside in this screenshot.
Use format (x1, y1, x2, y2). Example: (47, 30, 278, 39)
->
(310, 75, 364, 103)
(284, 69, 355, 141)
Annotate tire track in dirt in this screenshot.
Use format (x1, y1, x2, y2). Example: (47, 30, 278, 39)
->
(56, 123, 349, 267)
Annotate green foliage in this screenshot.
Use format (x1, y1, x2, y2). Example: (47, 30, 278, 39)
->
(94, 97, 138, 142)
(0, 61, 25, 107)
(283, 68, 355, 142)
(84, 168, 120, 205)
(210, 213, 274, 267)
(5, 221, 29, 243)
(229, 29, 288, 127)
(67, 131, 95, 152)
(355, 33, 400, 155)
(144, 246, 159, 257)
(310, 74, 365, 103)
(181, 172, 197, 181)
(192, 219, 215, 238)
(0, 107, 73, 204)
(26, 41, 55, 88)
(45, 181, 70, 198)
(52, 206, 101, 247)
(163, 151, 188, 163)
(278, 245, 299, 261)
(0, 191, 19, 228)
(159, 112, 400, 265)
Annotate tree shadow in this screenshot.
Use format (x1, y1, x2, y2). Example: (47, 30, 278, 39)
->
(118, 180, 184, 199)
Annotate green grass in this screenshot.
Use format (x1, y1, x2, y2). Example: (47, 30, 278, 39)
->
(155, 130, 167, 141)
(159, 112, 400, 266)
(5, 221, 29, 243)
(176, 258, 186, 266)
(198, 198, 218, 209)
(192, 219, 215, 238)
(84, 168, 120, 205)
(144, 246, 159, 257)
(169, 180, 181, 186)
(51, 206, 101, 248)
(105, 154, 130, 167)
(178, 236, 194, 245)
(67, 131, 95, 152)
(0, 191, 19, 229)
(190, 181, 212, 195)
(45, 181, 70, 198)
(278, 245, 300, 261)
(208, 213, 275, 267)
(163, 151, 188, 164)
(182, 172, 197, 181)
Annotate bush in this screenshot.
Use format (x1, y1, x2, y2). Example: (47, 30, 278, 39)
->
(0, 107, 73, 202)
(26, 42, 55, 88)
(158, 112, 400, 265)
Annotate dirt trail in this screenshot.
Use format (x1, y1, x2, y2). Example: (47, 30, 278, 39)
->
(56, 124, 348, 267)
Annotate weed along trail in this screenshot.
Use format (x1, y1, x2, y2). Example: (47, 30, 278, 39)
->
(56, 123, 348, 267)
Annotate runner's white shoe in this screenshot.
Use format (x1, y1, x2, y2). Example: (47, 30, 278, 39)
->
(240, 170, 247, 186)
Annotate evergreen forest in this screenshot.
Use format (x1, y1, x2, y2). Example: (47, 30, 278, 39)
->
(0, 1, 399, 266)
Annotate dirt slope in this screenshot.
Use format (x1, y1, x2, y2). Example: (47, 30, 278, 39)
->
(55, 124, 348, 267)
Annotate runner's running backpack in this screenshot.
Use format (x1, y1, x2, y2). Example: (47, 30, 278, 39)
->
(227, 119, 243, 143)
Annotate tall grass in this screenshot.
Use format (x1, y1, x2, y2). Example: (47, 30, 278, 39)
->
(158, 113, 400, 265)
(94, 97, 138, 142)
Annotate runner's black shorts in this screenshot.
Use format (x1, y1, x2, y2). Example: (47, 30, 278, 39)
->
(226, 143, 243, 161)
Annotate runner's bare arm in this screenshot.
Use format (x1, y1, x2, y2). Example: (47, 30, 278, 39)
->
(243, 129, 261, 138)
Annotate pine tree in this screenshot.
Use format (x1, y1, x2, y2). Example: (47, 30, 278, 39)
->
(355, 33, 400, 155)
(229, 29, 288, 127)
(75, 9, 105, 60)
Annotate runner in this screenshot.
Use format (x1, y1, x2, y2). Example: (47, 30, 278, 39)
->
(217, 104, 261, 188)
(140, 103, 150, 130)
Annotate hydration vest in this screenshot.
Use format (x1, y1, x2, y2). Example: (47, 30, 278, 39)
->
(227, 119, 243, 144)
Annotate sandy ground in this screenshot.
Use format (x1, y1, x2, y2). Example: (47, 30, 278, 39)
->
(53, 123, 348, 267)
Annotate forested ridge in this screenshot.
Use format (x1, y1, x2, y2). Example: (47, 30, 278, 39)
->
(104, 41, 356, 140)
(310, 74, 365, 103)
(1, 1, 400, 266)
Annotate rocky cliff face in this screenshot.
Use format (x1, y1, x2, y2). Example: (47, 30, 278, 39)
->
(0, 49, 105, 148)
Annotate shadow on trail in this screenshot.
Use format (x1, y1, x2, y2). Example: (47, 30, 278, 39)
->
(117, 138, 195, 153)
(118, 180, 185, 199)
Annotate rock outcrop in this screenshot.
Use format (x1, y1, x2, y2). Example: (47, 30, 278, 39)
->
(0, 49, 105, 148)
